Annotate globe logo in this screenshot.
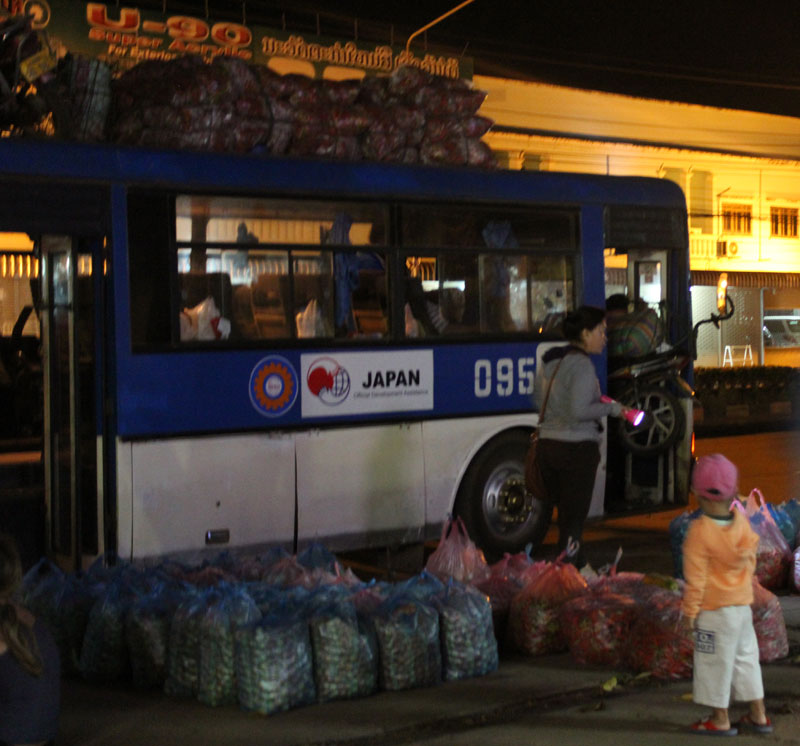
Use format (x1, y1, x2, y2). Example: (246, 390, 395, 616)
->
(307, 357, 351, 406)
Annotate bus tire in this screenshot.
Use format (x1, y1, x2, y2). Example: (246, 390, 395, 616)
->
(616, 384, 685, 456)
(453, 429, 545, 561)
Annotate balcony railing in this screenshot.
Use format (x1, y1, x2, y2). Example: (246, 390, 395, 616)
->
(689, 232, 717, 260)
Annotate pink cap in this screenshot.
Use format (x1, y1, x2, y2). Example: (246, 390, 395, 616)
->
(691, 453, 738, 501)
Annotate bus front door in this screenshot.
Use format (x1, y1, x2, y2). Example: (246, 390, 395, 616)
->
(40, 236, 104, 572)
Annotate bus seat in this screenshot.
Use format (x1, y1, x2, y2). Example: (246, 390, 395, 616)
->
(251, 274, 289, 338)
(252, 273, 283, 309)
(353, 269, 387, 311)
(179, 272, 233, 318)
(352, 269, 388, 335)
(230, 286, 259, 339)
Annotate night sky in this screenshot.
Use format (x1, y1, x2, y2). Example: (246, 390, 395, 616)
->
(141, 0, 800, 116)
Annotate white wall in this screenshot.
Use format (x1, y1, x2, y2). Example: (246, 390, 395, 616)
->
(477, 75, 800, 276)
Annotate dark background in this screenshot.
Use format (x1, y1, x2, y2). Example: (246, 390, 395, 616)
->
(139, 0, 800, 117)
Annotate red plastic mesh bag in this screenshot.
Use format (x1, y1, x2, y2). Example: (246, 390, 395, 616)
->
(507, 553, 588, 656)
(560, 591, 638, 666)
(627, 587, 693, 680)
(751, 578, 788, 663)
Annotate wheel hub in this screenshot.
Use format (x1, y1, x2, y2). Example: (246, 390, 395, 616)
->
(496, 476, 532, 524)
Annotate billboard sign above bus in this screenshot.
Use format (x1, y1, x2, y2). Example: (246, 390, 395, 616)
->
(14, 0, 472, 80)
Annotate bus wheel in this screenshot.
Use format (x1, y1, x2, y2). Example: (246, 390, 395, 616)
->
(454, 430, 544, 561)
(616, 384, 685, 456)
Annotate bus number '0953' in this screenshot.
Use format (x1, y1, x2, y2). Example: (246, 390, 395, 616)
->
(474, 357, 535, 398)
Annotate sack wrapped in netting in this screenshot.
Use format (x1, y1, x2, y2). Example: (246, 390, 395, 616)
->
(668, 508, 702, 579)
(21, 559, 104, 676)
(371, 573, 443, 691)
(435, 581, 498, 681)
(627, 587, 692, 680)
(234, 589, 315, 715)
(751, 579, 788, 663)
(559, 591, 638, 666)
(308, 587, 377, 702)
(79, 569, 143, 683)
(244, 581, 284, 614)
(755, 543, 789, 590)
(507, 548, 588, 656)
(20, 558, 69, 650)
(164, 588, 207, 697)
(54, 575, 104, 675)
(125, 581, 180, 690)
(197, 584, 261, 707)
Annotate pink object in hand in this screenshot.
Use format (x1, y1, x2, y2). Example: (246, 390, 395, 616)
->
(601, 395, 645, 426)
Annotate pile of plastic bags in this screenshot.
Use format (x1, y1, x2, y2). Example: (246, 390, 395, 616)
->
(109, 56, 495, 167)
(670, 492, 800, 592)
(20, 542, 498, 716)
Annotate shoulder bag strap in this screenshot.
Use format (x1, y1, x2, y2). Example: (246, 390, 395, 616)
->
(538, 353, 568, 425)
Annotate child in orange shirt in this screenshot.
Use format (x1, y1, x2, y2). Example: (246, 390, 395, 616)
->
(682, 453, 772, 736)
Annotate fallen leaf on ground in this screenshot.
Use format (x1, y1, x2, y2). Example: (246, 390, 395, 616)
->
(602, 676, 618, 692)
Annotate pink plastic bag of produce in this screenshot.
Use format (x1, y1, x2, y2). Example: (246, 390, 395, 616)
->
(424, 515, 490, 584)
(475, 554, 524, 616)
(751, 578, 788, 662)
(746, 489, 792, 590)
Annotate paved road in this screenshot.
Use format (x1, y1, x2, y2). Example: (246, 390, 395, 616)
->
(52, 430, 800, 745)
(695, 429, 800, 502)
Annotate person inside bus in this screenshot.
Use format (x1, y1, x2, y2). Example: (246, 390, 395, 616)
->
(526, 306, 636, 570)
(0, 533, 61, 746)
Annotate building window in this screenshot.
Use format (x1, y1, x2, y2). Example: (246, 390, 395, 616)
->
(771, 207, 798, 237)
(721, 203, 751, 234)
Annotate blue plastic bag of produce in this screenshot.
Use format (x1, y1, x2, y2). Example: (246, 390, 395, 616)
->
(197, 583, 261, 707)
(668, 508, 702, 579)
(371, 578, 442, 691)
(435, 580, 498, 680)
(234, 589, 316, 714)
(308, 586, 378, 701)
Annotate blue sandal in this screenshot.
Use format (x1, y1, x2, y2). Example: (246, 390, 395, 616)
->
(734, 714, 773, 734)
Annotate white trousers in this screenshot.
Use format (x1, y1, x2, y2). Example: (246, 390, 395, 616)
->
(693, 605, 764, 708)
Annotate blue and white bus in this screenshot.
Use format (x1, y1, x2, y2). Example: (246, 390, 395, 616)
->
(0, 137, 694, 569)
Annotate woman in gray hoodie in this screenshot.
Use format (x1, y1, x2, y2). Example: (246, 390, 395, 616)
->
(528, 305, 633, 569)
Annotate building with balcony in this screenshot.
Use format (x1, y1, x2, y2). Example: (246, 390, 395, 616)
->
(476, 75, 800, 367)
